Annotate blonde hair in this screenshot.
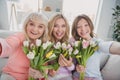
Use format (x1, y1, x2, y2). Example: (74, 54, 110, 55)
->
(48, 14, 70, 43)
(22, 12, 48, 42)
(72, 14, 94, 40)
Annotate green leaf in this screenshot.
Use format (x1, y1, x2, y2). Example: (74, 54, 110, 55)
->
(116, 5, 120, 10)
(34, 56, 40, 67)
(39, 46, 44, 57)
(44, 57, 57, 64)
(112, 5, 120, 42)
(52, 62, 60, 71)
(23, 47, 29, 54)
(44, 43, 53, 54)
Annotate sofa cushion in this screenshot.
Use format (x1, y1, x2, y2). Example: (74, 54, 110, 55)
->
(0, 30, 16, 38)
(100, 54, 110, 70)
(101, 55, 120, 80)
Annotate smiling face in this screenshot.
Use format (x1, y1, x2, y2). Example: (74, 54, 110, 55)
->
(48, 14, 69, 43)
(26, 18, 45, 41)
(77, 18, 91, 40)
(52, 18, 66, 41)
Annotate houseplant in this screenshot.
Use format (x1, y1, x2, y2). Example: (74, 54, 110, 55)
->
(112, 5, 120, 42)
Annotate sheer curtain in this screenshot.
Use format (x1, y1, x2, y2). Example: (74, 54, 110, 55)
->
(9, 2, 18, 31)
(62, 0, 100, 36)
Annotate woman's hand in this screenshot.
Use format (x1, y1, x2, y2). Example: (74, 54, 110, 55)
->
(0, 43, 2, 54)
(59, 54, 73, 67)
(29, 67, 44, 79)
(76, 64, 85, 73)
(48, 69, 57, 77)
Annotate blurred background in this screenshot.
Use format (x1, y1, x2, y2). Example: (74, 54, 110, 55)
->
(0, 0, 120, 41)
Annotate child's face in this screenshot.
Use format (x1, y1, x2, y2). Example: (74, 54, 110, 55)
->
(26, 19, 45, 41)
(53, 18, 66, 41)
(76, 19, 91, 40)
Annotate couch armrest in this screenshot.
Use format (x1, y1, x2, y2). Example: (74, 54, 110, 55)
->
(101, 55, 120, 80)
(0, 57, 8, 75)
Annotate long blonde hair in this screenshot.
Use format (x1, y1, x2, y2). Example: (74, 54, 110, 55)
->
(48, 14, 70, 43)
(22, 12, 48, 42)
(72, 14, 94, 40)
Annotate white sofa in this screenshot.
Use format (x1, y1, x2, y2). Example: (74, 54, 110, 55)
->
(0, 30, 120, 80)
(101, 54, 120, 80)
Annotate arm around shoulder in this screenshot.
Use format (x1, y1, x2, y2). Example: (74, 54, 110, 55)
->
(110, 41, 120, 54)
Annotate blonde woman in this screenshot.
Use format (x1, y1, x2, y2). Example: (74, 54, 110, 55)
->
(48, 14, 74, 80)
(0, 12, 48, 80)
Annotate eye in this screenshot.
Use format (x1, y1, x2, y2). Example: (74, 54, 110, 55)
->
(62, 24, 66, 28)
(85, 24, 89, 27)
(54, 24, 59, 28)
(29, 22, 34, 26)
(38, 25, 44, 28)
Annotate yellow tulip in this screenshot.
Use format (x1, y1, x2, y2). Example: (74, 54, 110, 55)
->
(76, 55, 81, 58)
(63, 51, 68, 57)
(94, 46, 99, 51)
(46, 50, 53, 58)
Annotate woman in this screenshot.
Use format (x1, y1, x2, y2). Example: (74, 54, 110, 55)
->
(48, 14, 74, 80)
(0, 12, 48, 80)
(71, 14, 114, 80)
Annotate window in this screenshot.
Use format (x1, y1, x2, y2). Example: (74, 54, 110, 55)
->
(7, 0, 62, 31)
(7, 0, 39, 31)
(62, 0, 101, 32)
(6, 0, 101, 31)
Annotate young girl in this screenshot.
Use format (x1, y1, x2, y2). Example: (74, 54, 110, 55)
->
(48, 14, 74, 80)
(0, 12, 48, 80)
(71, 14, 114, 80)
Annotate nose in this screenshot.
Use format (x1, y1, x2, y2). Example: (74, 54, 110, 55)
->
(59, 26, 62, 31)
(33, 26, 38, 31)
(81, 26, 85, 31)
(56, 26, 61, 32)
(59, 26, 64, 31)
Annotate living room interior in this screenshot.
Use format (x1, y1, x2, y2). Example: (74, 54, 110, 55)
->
(0, 0, 120, 80)
(0, 0, 119, 41)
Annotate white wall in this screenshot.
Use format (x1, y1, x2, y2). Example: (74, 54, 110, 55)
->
(0, 0, 119, 40)
(43, 0, 62, 12)
(96, 0, 116, 40)
(0, 0, 9, 30)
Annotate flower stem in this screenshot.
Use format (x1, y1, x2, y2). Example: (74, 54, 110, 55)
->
(28, 76, 35, 80)
(79, 72, 85, 80)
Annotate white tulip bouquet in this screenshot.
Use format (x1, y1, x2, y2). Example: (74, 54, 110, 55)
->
(51, 42, 72, 71)
(23, 39, 57, 80)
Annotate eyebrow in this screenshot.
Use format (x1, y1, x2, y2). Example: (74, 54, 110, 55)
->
(29, 20, 45, 26)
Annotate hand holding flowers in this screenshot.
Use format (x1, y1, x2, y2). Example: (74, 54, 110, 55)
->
(29, 67, 44, 79)
(48, 69, 57, 77)
(59, 54, 73, 67)
(23, 39, 57, 80)
(51, 42, 73, 71)
(69, 38, 99, 80)
(76, 64, 85, 73)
